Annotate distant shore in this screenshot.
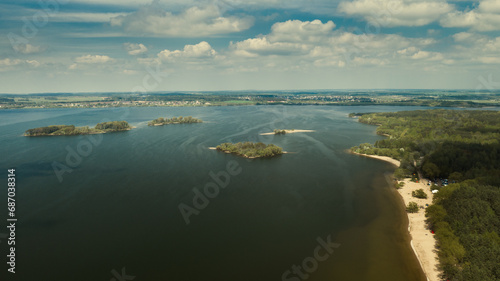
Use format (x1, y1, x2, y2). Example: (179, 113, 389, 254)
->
(350, 151, 440, 281)
(259, 129, 315, 136)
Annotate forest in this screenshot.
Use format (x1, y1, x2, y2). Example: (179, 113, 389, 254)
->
(216, 142, 283, 158)
(25, 121, 131, 136)
(148, 116, 203, 126)
(350, 109, 500, 280)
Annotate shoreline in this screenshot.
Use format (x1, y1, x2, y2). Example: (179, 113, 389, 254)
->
(350, 151, 440, 281)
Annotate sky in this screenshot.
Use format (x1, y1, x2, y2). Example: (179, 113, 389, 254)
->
(1, 0, 500, 93)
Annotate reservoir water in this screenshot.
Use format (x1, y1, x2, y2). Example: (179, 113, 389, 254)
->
(0, 105, 429, 281)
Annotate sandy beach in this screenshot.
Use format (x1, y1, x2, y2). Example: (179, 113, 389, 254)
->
(352, 152, 440, 281)
(397, 178, 440, 281)
(259, 129, 315, 136)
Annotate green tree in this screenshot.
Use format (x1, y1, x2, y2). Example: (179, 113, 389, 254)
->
(406, 202, 419, 213)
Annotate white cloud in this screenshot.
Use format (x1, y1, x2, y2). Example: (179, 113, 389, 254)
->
(338, 0, 454, 27)
(111, 4, 254, 37)
(12, 43, 43, 54)
(0, 58, 23, 67)
(440, 0, 500, 31)
(0, 58, 40, 70)
(268, 20, 336, 43)
(478, 56, 500, 64)
(124, 43, 148, 55)
(232, 20, 336, 57)
(158, 41, 217, 60)
(229, 19, 442, 70)
(75, 55, 114, 64)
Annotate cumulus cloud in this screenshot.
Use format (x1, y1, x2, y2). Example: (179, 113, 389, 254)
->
(232, 20, 336, 57)
(268, 19, 336, 42)
(0, 58, 40, 69)
(158, 41, 217, 60)
(111, 4, 254, 37)
(75, 55, 114, 64)
(13, 44, 43, 54)
(229, 19, 441, 69)
(441, 0, 500, 32)
(338, 0, 454, 27)
(124, 43, 148, 55)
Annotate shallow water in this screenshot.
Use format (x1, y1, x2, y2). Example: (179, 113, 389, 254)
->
(0, 105, 428, 281)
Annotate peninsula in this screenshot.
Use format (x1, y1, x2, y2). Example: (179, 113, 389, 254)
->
(213, 142, 283, 158)
(350, 109, 500, 281)
(25, 121, 131, 136)
(148, 116, 202, 126)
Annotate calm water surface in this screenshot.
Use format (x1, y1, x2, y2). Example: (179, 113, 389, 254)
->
(0, 105, 429, 281)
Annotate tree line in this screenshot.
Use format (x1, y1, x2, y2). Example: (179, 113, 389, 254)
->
(148, 116, 203, 126)
(350, 109, 500, 280)
(216, 142, 283, 158)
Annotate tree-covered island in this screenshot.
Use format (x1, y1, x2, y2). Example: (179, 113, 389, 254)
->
(350, 109, 500, 280)
(25, 121, 131, 136)
(274, 129, 288, 135)
(148, 116, 202, 126)
(215, 142, 283, 158)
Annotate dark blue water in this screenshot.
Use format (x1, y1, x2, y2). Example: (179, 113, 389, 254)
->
(0, 105, 430, 281)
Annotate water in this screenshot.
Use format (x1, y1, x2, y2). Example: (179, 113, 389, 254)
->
(0, 105, 429, 281)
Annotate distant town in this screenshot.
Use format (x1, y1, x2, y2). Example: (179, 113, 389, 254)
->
(1, 90, 499, 109)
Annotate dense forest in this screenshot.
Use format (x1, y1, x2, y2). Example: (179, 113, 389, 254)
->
(216, 142, 283, 158)
(148, 116, 203, 126)
(350, 109, 500, 280)
(25, 121, 131, 136)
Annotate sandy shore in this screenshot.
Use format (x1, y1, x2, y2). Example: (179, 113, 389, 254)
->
(351, 151, 401, 167)
(397, 178, 440, 281)
(259, 129, 315, 136)
(351, 152, 440, 281)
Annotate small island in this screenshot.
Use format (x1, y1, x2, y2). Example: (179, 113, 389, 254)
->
(148, 116, 202, 126)
(25, 121, 131, 136)
(213, 142, 283, 158)
(260, 129, 315, 136)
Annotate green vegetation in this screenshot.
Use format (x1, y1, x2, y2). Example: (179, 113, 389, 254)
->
(94, 121, 130, 131)
(274, 129, 287, 135)
(2, 90, 499, 110)
(148, 116, 202, 126)
(412, 189, 428, 199)
(426, 182, 500, 280)
(216, 142, 283, 158)
(406, 202, 419, 213)
(25, 121, 131, 136)
(351, 109, 500, 280)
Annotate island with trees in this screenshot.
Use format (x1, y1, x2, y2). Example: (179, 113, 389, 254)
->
(350, 109, 500, 281)
(214, 142, 283, 158)
(260, 129, 315, 136)
(25, 121, 131, 136)
(148, 116, 202, 126)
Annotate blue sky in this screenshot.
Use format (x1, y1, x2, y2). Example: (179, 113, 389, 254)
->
(1, 0, 500, 93)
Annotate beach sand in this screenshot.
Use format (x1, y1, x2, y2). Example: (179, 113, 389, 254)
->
(352, 152, 440, 281)
(259, 129, 315, 136)
(397, 178, 440, 281)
